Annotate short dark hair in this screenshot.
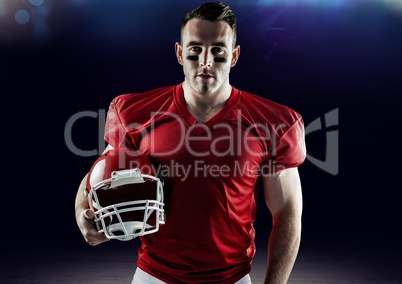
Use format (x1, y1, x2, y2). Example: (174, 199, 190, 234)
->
(181, 2, 237, 46)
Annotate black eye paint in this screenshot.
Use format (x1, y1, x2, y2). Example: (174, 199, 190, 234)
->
(185, 55, 228, 63)
(214, 57, 227, 63)
(186, 55, 199, 61)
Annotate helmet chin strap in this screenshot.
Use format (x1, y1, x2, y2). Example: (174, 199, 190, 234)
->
(107, 221, 153, 241)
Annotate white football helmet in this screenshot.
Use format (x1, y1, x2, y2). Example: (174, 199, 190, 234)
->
(86, 148, 165, 241)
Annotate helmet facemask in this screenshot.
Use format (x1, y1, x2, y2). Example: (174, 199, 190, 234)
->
(86, 150, 165, 241)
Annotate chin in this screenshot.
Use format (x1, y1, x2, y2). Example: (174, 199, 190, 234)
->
(199, 85, 212, 96)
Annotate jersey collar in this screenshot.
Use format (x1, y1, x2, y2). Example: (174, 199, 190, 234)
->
(173, 82, 240, 128)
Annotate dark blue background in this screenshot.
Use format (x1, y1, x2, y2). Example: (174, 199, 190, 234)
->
(1, 0, 401, 282)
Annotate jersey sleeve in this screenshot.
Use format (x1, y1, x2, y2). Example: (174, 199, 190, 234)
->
(264, 116, 306, 173)
(104, 95, 135, 149)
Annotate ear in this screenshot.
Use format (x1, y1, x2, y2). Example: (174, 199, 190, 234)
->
(175, 42, 183, 65)
(231, 45, 241, 67)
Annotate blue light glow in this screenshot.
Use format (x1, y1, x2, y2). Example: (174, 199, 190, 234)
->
(33, 23, 51, 43)
(69, 0, 90, 5)
(15, 9, 30, 25)
(29, 0, 45, 7)
(254, 0, 345, 6)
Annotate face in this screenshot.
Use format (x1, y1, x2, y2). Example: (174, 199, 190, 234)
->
(175, 18, 240, 97)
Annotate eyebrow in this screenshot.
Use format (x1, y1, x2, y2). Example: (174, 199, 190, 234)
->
(186, 41, 228, 48)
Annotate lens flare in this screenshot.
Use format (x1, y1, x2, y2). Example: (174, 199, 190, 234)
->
(0, 0, 52, 44)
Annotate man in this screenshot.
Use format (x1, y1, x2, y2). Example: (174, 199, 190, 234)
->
(75, 2, 306, 283)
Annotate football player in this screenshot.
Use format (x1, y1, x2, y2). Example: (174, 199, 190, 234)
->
(75, 2, 306, 283)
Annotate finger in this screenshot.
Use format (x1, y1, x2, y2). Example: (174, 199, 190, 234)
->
(81, 209, 109, 245)
(83, 208, 95, 220)
(87, 233, 109, 246)
(83, 222, 109, 246)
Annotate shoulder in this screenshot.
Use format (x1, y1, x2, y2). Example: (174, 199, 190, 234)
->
(109, 85, 176, 124)
(238, 89, 303, 134)
(111, 85, 176, 111)
(237, 89, 306, 168)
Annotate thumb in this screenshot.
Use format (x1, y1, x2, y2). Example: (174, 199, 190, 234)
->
(83, 209, 95, 220)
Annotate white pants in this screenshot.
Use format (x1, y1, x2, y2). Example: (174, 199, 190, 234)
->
(132, 267, 252, 284)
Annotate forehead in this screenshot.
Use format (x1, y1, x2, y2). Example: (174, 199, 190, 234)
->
(182, 18, 233, 45)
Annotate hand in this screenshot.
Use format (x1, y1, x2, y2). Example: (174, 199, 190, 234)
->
(77, 208, 109, 246)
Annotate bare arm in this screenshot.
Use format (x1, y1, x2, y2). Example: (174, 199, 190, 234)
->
(263, 167, 303, 284)
(75, 145, 113, 246)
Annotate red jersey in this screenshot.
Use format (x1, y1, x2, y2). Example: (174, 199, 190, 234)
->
(104, 83, 306, 283)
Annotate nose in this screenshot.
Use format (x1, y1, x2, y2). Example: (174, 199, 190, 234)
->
(199, 50, 213, 68)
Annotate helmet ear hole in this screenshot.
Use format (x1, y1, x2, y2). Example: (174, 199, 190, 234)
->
(108, 223, 130, 237)
(133, 228, 143, 235)
(108, 227, 134, 241)
(111, 229, 125, 237)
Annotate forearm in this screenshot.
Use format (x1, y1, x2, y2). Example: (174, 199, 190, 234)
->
(75, 173, 109, 245)
(75, 173, 89, 221)
(264, 213, 301, 284)
(75, 145, 111, 219)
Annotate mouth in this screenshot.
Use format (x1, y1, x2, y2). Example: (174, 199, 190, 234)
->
(196, 73, 214, 80)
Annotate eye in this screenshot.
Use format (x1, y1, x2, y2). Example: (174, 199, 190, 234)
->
(212, 47, 225, 54)
(189, 47, 201, 53)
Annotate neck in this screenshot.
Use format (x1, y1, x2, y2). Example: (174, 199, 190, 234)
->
(182, 81, 232, 123)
